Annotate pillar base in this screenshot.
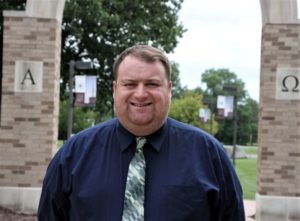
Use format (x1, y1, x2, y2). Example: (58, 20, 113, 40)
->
(256, 193, 300, 221)
(0, 187, 41, 214)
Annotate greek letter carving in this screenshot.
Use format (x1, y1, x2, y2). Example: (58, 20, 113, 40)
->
(281, 75, 299, 92)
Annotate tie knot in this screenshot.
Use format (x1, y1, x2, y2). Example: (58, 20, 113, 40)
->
(136, 137, 146, 150)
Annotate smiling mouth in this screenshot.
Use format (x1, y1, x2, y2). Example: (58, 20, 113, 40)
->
(131, 102, 152, 107)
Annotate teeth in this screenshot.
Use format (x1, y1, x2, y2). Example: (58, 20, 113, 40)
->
(132, 103, 150, 107)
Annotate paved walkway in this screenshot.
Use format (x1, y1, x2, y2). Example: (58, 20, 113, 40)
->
(0, 200, 256, 220)
(0, 207, 36, 221)
(244, 200, 256, 221)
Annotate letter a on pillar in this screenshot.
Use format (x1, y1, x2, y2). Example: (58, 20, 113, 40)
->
(14, 60, 43, 92)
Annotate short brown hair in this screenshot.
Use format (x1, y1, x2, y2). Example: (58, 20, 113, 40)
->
(113, 45, 171, 80)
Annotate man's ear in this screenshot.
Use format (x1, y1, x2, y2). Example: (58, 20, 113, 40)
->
(168, 81, 172, 98)
(113, 81, 117, 98)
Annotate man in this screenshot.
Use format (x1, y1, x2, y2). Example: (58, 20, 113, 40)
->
(38, 45, 245, 220)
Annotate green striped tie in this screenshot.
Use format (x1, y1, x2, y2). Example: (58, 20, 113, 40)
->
(122, 137, 147, 221)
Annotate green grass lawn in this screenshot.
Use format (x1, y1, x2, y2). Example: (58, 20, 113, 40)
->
(236, 158, 257, 200)
(241, 146, 258, 155)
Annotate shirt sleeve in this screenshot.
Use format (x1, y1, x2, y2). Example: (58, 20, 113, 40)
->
(37, 147, 70, 221)
(210, 142, 245, 221)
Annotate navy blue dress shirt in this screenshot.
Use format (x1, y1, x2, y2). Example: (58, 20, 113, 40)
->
(38, 118, 245, 221)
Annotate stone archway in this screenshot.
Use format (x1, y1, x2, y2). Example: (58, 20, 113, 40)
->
(0, 0, 299, 218)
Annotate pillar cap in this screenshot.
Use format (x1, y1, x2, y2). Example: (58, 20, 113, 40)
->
(3, 0, 65, 23)
(260, 0, 300, 25)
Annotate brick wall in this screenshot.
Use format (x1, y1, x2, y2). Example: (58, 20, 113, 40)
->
(258, 24, 300, 196)
(0, 16, 61, 187)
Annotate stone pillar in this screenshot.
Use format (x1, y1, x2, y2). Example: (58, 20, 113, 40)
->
(0, 0, 65, 213)
(258, 0, 300, 220)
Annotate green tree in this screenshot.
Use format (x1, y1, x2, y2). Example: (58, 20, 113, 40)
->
(61, 0, 186, 120)
(211, 99, 258, 145)
(201, 68, 255, 144)
(201, 68, 247, 112)
(59, 100, 97, 140)
(237, 98, 258, 145)
(171, 62, 185, 99)
(169, 90, 218, 134)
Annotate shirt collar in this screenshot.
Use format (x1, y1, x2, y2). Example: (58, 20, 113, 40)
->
(145, 120, 168, 152)
(116, 120, 135, 152)
(116, 119, 169, 152)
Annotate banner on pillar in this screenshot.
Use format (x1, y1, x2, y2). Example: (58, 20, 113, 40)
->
(217, 95, 234, 119)
(74, 75, 97, 107)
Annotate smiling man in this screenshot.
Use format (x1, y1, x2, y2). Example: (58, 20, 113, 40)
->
(38, 45, 245, 221)
(113, 49, 172, 136)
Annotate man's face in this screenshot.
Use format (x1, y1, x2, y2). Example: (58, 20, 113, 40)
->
(113, 55, 172, 136)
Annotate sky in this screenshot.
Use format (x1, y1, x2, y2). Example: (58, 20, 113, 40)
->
(168, 0, 262, 101)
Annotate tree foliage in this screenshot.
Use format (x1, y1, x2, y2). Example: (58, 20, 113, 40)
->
(201, 68, 247, 112)
(201, 68, 258, 145)
(169, 89, 218, 134)
(61, 0, 186, 120)
(58, 100, 97, 139)
(237, 98, 258, 145)
(171, 62, 185, 99)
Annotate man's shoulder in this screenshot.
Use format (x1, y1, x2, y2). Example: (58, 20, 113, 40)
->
(61, 118, 118, 148)
(167, 118, 222, 146)
(167, 118, 210, 136)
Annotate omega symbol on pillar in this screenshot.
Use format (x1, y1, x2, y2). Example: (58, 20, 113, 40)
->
(281, 74, 299, 92)
(21, 68, 36, 85)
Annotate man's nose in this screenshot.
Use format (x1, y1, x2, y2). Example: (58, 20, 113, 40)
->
(134, 84, 147, 97)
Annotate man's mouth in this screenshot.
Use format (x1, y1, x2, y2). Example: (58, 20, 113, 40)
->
(131, 102, 152, 107)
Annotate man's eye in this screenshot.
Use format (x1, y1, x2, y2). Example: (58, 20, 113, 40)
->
(146, 83, 159, 87)
(124, 83, 136, 87)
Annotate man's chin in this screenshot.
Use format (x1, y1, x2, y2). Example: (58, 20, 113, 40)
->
(130, 118, 152, 126)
